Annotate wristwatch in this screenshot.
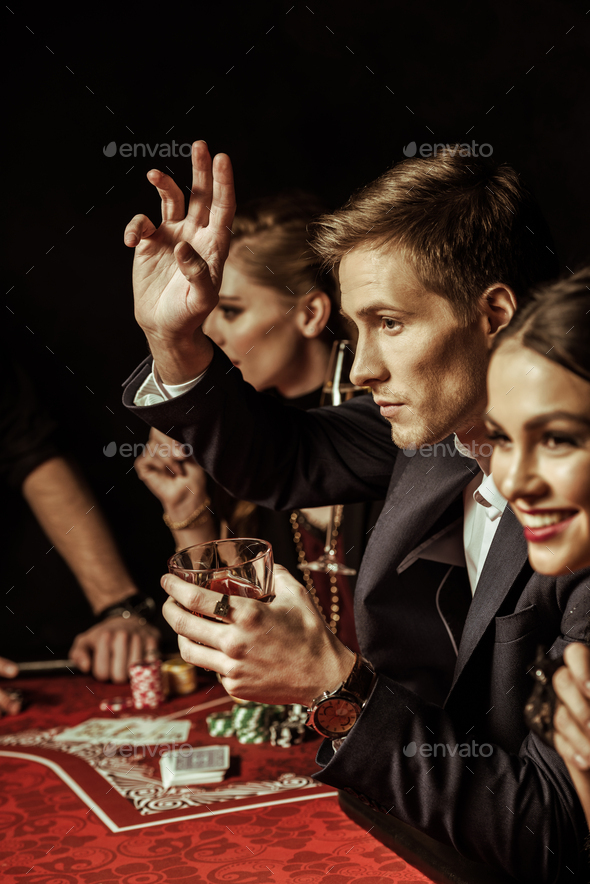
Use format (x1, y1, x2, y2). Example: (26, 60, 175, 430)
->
(95, 593, 157, 626)
(306, 653, 376, 739)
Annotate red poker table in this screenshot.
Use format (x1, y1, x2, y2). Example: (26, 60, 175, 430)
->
(0, 669, 518, 883)
(0, 669, 437, 884)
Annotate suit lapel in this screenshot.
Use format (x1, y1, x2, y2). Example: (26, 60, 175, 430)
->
(356, 438, 531, 698)
(450, 506, 530, 692)
(357, 437, 478, 601)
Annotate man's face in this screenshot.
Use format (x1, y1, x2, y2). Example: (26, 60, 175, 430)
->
(340, 245, 489, 449)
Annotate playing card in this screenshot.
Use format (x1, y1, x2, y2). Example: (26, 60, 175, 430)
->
(159, 745, 230, 788)
(54, 717, 191, 745)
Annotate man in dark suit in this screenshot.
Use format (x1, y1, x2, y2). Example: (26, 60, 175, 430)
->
(121, 141, 589, 881)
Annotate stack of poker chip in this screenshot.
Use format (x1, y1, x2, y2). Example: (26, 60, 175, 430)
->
(270, 704, 308, 748)
(232, 703, 272, 744)
(206, 710, 234, 737)
(129, 660, 165, 710)
(206, 702, 292, 745)
(161, 657, 198, 697)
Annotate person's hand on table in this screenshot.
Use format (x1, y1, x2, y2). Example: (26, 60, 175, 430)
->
(69, 617, 160, 683)
(0, 657, 21, 715)
(552, 643, 590, 770)
(124, 140, 236, 385)
(134, 427, 208, 523)
(161, 564, 355, 707)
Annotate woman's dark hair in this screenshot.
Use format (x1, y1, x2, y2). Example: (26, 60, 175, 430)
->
(494, 266, 590, 383)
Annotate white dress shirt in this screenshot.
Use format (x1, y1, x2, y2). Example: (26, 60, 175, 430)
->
(462, 470, 507, 592)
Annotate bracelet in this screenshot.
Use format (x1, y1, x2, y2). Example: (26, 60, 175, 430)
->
(163, 497, 212, 530)
(95, 593, 157, 625)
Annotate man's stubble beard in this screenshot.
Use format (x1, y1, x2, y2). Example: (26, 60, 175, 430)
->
(389, 418, 449, 450)
(387, 360, 488, 451)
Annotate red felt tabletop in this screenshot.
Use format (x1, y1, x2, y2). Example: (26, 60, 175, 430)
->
(0, 673, 433, 883)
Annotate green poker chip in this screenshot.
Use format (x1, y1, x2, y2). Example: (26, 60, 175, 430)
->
(206, 703, 295, 744)
(206, 710, 235, 737)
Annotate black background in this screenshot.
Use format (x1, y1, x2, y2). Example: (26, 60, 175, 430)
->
(1, 0, 589, 658)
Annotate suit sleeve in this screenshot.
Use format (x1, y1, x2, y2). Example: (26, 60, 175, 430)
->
(313, 676, 588, 882)
(122, 343, 397, 510)
(312, 576, 590, 883)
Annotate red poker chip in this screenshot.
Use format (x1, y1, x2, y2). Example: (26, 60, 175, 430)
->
(129, 660, 164, 710)
(99, 696, 133, 713)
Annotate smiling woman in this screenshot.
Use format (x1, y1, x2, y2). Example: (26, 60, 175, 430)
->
(485, 267, 590, 831)
(487, 268, 590, 576)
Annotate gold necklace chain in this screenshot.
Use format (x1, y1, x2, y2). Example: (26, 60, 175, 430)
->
(289, 510, 341, 635)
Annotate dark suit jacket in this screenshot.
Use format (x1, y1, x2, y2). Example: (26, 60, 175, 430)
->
(123, 344, 590, 883)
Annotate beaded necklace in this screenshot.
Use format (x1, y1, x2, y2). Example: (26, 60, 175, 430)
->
(289, 509, 341, 634)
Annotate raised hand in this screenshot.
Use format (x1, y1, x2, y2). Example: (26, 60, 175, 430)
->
(124, 141, 236, 383)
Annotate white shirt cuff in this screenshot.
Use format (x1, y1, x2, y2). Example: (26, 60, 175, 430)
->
(133, 366, 207, 407)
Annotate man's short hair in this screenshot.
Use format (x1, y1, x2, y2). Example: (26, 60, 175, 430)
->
(311, 147, 559, 322)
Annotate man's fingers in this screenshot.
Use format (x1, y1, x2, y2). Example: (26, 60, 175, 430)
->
(162, 573, 249, 621)
(174, 240, 211, 285)
(186, 141, 214, 229)
(0, 657, 18, 678)
(210, 152, 236, 239)
(563, 643, 590, 697)
(143, 632, 160, 662)
(92, 632, 113, 682)
(69, 639, 91, 673)
(146, 169, 185, 222)
(162, 596, 228, 651)
(177, 634, 228, 674)
(126, 631, 143, 671)
(124, 213, 157, 247)
(110, 630, 130, 684)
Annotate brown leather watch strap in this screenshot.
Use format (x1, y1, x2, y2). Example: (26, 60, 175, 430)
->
(342, 653, 376, 706)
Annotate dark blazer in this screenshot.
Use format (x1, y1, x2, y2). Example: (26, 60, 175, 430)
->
(123, 344, 590, 883)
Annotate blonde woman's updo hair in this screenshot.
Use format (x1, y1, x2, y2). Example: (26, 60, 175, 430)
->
(228, 191, 345, 340)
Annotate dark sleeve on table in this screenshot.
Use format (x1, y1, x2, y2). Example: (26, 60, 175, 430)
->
(122, 343, 397, 510)
(0, 359, 60, 488)
(314, 676, 587, 883)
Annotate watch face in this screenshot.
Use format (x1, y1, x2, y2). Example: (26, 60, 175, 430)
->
(314, 696, 361, 738)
